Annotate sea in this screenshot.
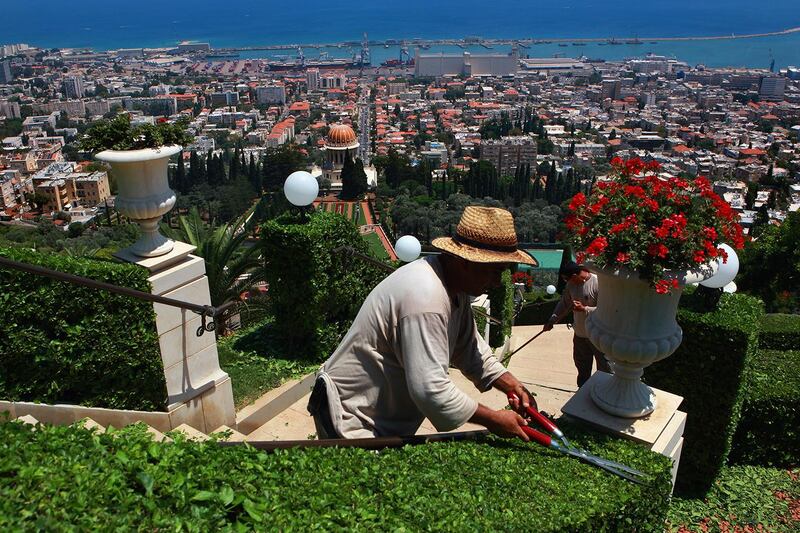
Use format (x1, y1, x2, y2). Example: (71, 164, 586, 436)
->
(3, 0, 800, 69)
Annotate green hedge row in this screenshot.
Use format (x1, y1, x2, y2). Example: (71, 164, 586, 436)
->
(644, 291, 764, 496)
(0, 247, 167, 411)
(260, 211, 387, 362)
(729, 349, 800, 468)
(0, 419, 672, 531)
(759, 313, 800, 351)
(488, 270, 514, 348)
(516, 296, 564, 326)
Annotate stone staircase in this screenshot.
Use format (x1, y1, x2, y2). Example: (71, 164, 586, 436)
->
(2, 325, 581, 444)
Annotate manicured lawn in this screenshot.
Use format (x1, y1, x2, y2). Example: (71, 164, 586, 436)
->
(356, 203, 367, 226)
(218, 322, 319, 410)
(362, 231, 389, 260)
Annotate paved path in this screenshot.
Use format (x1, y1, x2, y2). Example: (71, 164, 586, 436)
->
(246, 324, 580, 441)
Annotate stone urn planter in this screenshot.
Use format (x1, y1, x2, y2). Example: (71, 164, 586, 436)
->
(96, 145, 181, 257)
(585, 262, 716, 418)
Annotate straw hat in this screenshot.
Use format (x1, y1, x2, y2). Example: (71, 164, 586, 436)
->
(432, 206, 538, 266)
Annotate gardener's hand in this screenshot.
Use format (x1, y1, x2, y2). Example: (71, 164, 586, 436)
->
(573, 300, 587, 313)
(471, 405, 530, 441)
(542, 321, 554, 332)
(493, 372, 538, 413)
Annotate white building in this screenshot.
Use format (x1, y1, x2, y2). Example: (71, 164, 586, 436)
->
(256, 85, 286, 105)
(415, 49, 519, 77)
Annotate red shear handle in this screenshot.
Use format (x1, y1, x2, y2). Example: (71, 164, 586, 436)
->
(521, 426, 553, 447)
(508, 392, 558, 434)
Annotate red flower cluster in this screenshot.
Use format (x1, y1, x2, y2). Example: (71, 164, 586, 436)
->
(565, 158, 746, 293)
(511, 271, 534, 290)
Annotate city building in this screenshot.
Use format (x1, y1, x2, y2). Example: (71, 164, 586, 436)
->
(759, 76, 786, 101)
(0, 99, 21, 119)
(415, 49, 519, 77)
(306, 68, 320, 90)
(480, 136, 537, 177)
(0, 60, 12, 84)
(319, 72, 346, 89)
(256, 85, 286, 105)
(210, 91, 239, 107)
(63, 76, 85, 99)
(322, 123, 359, 186)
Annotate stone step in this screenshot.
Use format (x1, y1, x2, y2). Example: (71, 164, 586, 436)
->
(172, 423, 209, 441)
(17, 414, 38, 426)
(75, 417, 106, 433)
(145, 425, 173, 442)
(211, 425, 247, 442)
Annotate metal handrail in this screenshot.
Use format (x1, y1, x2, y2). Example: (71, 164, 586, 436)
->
(0, 255, 237, 337)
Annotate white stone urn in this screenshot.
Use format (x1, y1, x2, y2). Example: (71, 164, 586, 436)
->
(96, 145, 181, 257)
(585, 262, 717, 418)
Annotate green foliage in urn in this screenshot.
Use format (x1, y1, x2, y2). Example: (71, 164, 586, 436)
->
(729, 349, 800, 468)
(78, 113, 194, 152)
(0, 419, 672, 530)
(758, 313, 800, 351)
(644, 291, 764, 496)
(565, 158, 744, 294)
(260, 210, 388, 361)
(0, 247, 167, 411)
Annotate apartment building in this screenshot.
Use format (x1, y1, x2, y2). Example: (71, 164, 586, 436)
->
(480, 136, 537, 177)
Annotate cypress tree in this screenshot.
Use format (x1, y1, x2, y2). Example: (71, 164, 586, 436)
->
(175, 152, 187, 193)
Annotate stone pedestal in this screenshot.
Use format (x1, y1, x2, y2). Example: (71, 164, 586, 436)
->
(561, 371, 686, 492)
(115, 242, 235, 432)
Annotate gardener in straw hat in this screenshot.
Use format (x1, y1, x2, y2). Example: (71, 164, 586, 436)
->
(308, 206, 540, 440)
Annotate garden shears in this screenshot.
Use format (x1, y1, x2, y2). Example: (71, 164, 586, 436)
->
(508, 393, 649, 484)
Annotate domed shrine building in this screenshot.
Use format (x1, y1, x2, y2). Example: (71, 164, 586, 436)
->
(323, 123, 359, 188)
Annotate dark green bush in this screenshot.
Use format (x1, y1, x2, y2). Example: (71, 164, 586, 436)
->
(516, 293, 564, 326)
(0, 247, 167, 411)
(260, 211, 387, 361)
(488, 269, 514, 348)
(759, 313, 800, 351)
(729, 349, 799, 468)
(0, 420, 672, 531)
(644, 291, 763, 496)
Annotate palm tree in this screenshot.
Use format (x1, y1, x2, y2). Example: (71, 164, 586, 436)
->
(165, 205, 265, 335)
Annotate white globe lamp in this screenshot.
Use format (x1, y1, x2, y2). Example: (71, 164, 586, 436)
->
(699, 243, 739, 289)
(284, 171, 319, 207)
(723, 281, 737, 294)
(395, 235, 421, 263)
(546, 285, 557, 295)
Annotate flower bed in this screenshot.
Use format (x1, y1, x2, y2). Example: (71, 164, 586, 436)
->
(565, 158, 744, 293)
(0, 420, 672, 531)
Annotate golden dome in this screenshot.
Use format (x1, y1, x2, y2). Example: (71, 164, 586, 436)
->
(326, 124, 358, 147)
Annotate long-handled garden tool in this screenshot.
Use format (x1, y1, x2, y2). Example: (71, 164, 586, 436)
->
(508, 393, 649, 484)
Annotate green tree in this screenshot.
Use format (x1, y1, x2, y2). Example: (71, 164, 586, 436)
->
(261, 145, 307, 191)
(164, 206, 265, 334)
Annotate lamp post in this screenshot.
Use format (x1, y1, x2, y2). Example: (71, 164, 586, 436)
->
(395, 235, 421, 263)
(283, 171, 319, 220)
(696, 243, 740, 310)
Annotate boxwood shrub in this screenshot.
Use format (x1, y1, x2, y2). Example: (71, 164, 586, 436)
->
(488, 270, 514, 348)
(644, 291, 763, 496)
(759, 313, 800, 351)
(729, 349, 799, 468)
(260, 211, 387, 362)
(0, 247, 167, 411)
(0, 419, 672, 531)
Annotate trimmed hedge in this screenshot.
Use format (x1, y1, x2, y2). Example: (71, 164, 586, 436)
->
(644, 291, 763, 496)
(488, 269, 514, 348)
(261, 211, 387, 362)
(516, 293, 564, 326)
(759, 313, 800, 351)
(0, 247, 167, 411)
(729, 349, 800, 468)
(0, 420, 672, 531)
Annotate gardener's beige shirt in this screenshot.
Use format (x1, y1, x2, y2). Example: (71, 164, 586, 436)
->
(550, 273, 598, 338)
(318, 256, 508, 439)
